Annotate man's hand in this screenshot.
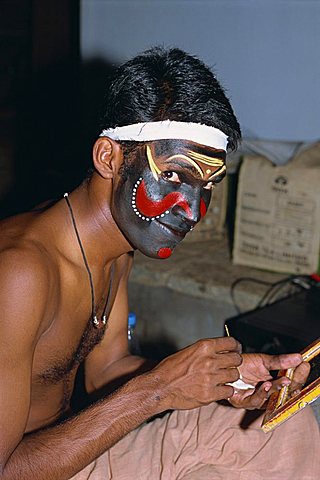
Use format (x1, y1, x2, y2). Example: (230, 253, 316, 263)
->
(228, 352, 310, 410)
(150, 337, 242, 411)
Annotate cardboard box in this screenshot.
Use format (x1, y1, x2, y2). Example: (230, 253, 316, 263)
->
(233, 144, 320, 274)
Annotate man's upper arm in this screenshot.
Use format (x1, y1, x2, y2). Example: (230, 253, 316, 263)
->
(0, 248, 48, 468)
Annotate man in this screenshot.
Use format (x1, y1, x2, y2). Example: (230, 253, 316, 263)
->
(0, 47, 319, 480)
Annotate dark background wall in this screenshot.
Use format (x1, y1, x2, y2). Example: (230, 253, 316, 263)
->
(0, 0, 83, 218)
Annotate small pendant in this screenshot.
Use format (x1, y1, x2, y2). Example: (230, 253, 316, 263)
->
(92, 315, 108, 329)
(92, 315, 100, 328)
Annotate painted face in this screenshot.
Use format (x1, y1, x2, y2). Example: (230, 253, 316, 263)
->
(113, 139, 226, 259)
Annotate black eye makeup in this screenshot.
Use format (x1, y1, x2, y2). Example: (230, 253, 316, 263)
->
(161, 171, 181, 183)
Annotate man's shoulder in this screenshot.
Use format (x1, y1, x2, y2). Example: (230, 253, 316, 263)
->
(1, 208, 55, 264)
(0, 243, 55, 343)
(0, 240, 54, 299)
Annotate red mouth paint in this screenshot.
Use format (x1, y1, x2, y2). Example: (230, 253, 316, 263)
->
(136, 179, 192, 218)
(157, 247, 172, 259)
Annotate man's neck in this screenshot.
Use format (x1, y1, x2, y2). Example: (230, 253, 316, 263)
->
(55, 173, 134, 269)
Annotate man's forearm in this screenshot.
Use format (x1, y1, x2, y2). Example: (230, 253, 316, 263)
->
(2, 373, 161, 480)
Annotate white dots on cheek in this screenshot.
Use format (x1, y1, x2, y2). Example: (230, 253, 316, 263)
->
(130, 176, 171, 222)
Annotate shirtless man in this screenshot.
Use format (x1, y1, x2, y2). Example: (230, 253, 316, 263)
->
(1, 48, 319, 480)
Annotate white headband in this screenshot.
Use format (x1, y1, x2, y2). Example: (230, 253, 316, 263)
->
(100, 120, 228, 151)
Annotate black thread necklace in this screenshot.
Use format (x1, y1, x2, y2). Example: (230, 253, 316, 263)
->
(64, 193, 114, 329)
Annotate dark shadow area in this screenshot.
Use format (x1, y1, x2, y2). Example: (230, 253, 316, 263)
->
(141, 339, 178, 361)
(239, 408, 263, 429)
(0, 57, 118, 219)
(1, 60, 81, 217)
(225, 167, 241, 255)
(79, 58, 118, 168)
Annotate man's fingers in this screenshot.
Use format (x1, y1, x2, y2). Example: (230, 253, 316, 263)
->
(215, 384, 235, 401)
(231, 382, 272, 409)
(217, 352, 243, 369)
(269, 377, 291, 394)
(263, 354, 310, 391)
(291, 362, 310, 390)
(263, 353, 303, 371)
(214, 336, 242, 354)
(218, 368, 240, 384)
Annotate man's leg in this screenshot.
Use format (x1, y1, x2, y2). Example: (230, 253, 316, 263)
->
(170, 403, 319, 480)
(70, 403, 320, 480)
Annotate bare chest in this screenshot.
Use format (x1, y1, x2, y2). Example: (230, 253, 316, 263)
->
(33, 313, 107, 387)
(33, 260, 117, 386)
(24, 317, 106, 432)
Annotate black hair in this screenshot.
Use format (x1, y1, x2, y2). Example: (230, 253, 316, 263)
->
(101, 47, 241, 152)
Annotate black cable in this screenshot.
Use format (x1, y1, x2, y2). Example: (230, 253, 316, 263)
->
(64, 193, 114, 328)
(230, 277, 273, 313)
(230, 275, 312, 313)
(257, 275, 311, 308)
(255, 277, 294, 309)
(64, 193, 96, 319)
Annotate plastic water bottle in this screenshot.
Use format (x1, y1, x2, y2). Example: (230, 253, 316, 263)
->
(128, 312, 141, 355)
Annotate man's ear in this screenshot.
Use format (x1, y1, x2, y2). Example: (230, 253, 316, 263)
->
(92, 137, 123, 179)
